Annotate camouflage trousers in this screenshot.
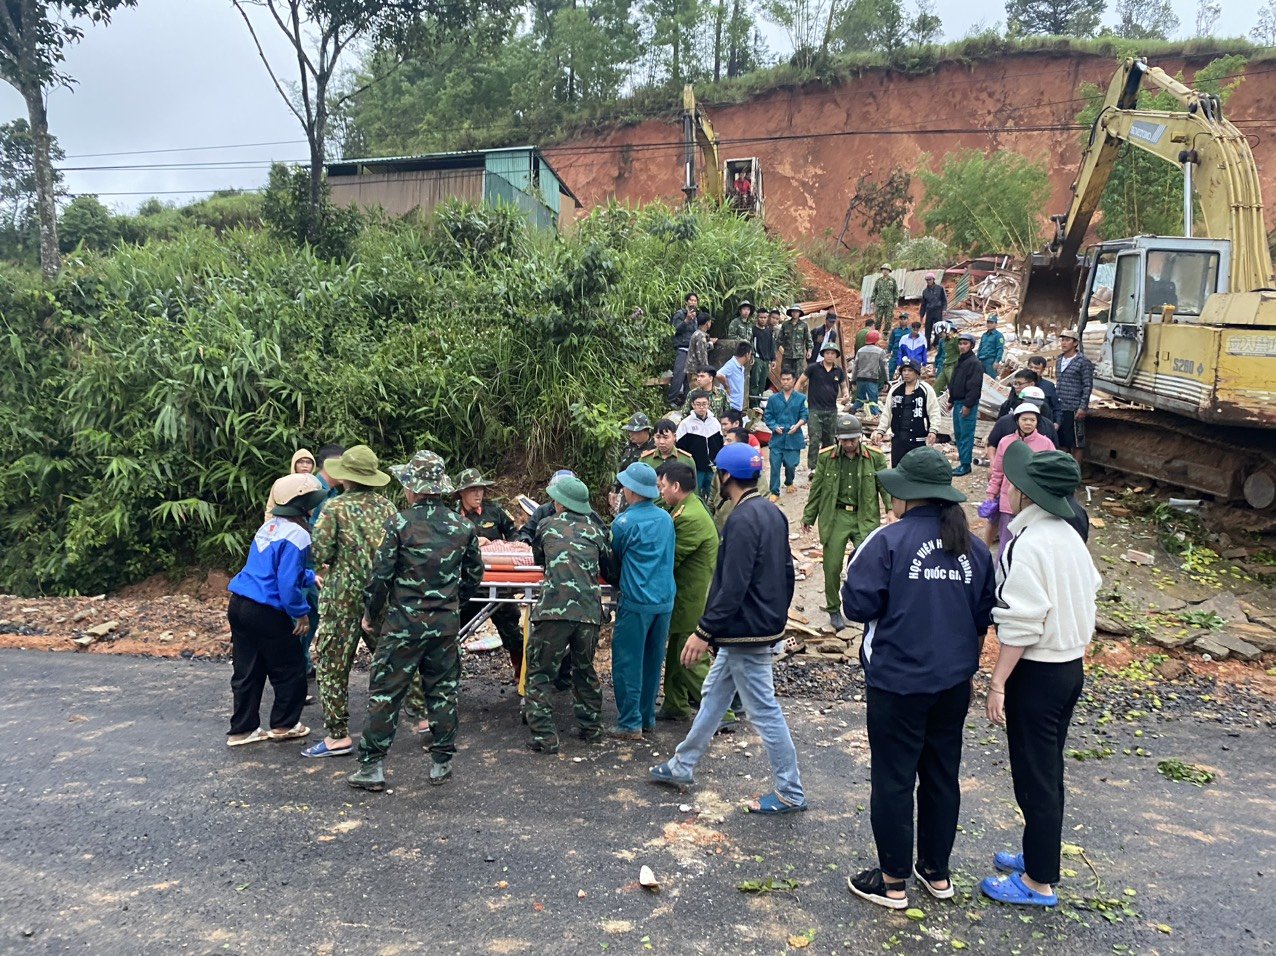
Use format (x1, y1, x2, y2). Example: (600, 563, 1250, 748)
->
(357, 629, 460, 767)
(524, 620, 602, 750)
(315, 595, 425, 738)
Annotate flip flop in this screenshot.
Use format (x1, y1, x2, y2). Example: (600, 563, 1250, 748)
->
(747, 791, 808, 814)
(301, 740, 352, 758)
(266, 723, 310, 741)
(226, 728, 268, 747)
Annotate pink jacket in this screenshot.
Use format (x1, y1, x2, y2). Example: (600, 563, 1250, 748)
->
(986, 430, 1057, 512)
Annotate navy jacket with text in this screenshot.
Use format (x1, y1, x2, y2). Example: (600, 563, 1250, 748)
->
(841, 505, 995, 695)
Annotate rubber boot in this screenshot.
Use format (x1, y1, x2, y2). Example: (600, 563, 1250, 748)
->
(828, 610, 846, 631)
(429, 760, 453, 786)
(346, 760, 386, 792)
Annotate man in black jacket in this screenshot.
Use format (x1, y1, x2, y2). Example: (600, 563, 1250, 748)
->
(667, 306, 698, 407)
(946, 333, 983, 476)
(649, 443, 806, 813)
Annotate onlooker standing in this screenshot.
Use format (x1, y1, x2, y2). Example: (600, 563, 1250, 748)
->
(608, 462, 676, 739)
(872, 359, 939, 466)
(749, 308, 775, 405)
(609, 413, 655, 514)
(726, 300, 754, 341)
(996, 368, 1040, 419)
(898, 322, 928, 372)
(797, 344, 848, 473)
(303, 446, 397, 759)
(886, 312, 910, 379)
(675, 391, 725, 500)
(667, 298, 699, 407)
(263, 448, 316, 519)
(682, 366, 730, 420)
(649, 443, 806, 814)
(763, 370, 807, 500)
(669, 292, 700, 328)
(1027, 355, 1059, 421)
(802, 414, 890, 632)
(1054, 329, 1094, 466)
(778, 306, 809, 379)
(983, 405, 1057, 555)
(932, 323, 958, 393)
(687, 312, 714, 384)
(810, 309, 841, 363)
(841, 447, 995, 909)
(304, 443, 346, 674)
(716, 342, 752, 412)
(524, 476, 615, 753)
(978, 315, 1006, 379)
(641, 419, 697, 476)
(985, 386, 1058, 450)
(919, 271, 947, 344)
(872, 265, 898, 329)
(946, 333, 983, 476)
(226, 474, 326, 747)
(654, 461, 719, 722)
(347, 451, 484, 791)
(851, 329, 888, 415)
(854, 317, 876, 354)
(981, 444, 1100, 908)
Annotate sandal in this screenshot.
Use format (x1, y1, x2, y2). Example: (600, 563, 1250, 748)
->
(266, 723, 310, 741)
(913, 863, 955, 900)
(301, 740, 352, 758)
(226, 728, 268, 747)
(746, 791, 808, 814)
(848, 867, 909, 909)
(979, 872, 1057, 907)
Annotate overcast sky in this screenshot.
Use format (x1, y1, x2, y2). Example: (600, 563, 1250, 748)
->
(0, 0, 1260, 211)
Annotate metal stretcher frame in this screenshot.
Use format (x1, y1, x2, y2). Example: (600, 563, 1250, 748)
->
(458, 564, 616, 644)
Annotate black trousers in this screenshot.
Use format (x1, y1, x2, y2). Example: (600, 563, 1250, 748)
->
(667, 348, 690, 406)
(866, 680, 971, 881)
(228, 593, 307, 735)
(1004, 657, 1084, 885)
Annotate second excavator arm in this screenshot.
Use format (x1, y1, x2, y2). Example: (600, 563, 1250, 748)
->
(682, 85, 724, 205)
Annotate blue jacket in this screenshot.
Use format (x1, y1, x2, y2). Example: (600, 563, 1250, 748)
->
(764, 390, 808, 452)
(841, 505, 995, 695)
(978, 328, 1005, 364)
(610, 499, 676, 614)
(228, 518, 317, 619)
(899, 334, 927, 368)
(697, 490, 794, 646)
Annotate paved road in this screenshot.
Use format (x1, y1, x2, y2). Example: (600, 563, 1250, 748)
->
(1, 651, 1272, 955)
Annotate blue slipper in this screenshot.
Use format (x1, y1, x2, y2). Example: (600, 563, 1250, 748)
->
(747, 791, 808, 814)
(301, 740, 353, 758)
(994, 851, 1025, 873)
(980, 872, 1057, 907)
(649, 762, 695, 788)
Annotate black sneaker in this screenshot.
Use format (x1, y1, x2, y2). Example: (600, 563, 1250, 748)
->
(526, 739, 560, 755)
(848, 868, 909, 910)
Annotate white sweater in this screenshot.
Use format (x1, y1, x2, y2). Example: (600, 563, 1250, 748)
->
(993, 504, 1102, 662)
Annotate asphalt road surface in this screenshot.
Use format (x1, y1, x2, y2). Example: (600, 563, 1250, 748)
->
(1, 651, 1272, 955)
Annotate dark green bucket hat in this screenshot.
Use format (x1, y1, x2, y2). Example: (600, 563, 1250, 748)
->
(324, 444, 390, 487)
(547, 476, 592, 514)
(876, 447, 966, 503)
(1002, 442, 1081, 518)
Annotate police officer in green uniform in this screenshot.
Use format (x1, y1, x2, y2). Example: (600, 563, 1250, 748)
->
(642, 419, 696, 510)
(801, 414, 891, 632)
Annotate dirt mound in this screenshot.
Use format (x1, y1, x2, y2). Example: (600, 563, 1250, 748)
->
(115, 569, 233, 602)
(546, 51, 1276, 251)
(796, 255, 862, 313)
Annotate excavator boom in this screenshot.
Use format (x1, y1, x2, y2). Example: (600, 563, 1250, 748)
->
(682, 85, 724, 204)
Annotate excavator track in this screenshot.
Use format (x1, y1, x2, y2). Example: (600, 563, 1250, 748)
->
(1083, 405, 1276, 509)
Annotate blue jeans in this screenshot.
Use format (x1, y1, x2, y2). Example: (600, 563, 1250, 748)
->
(611, 606, 672, 731)
(855, 380, 880, 405)
(696, 469, 714, 500)
(953, 405, 977, 468)
(670, 647, 804, 805)
(769, 446, 800, 495)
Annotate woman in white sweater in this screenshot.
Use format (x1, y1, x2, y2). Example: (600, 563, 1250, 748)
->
(981, 442, 1101, 908)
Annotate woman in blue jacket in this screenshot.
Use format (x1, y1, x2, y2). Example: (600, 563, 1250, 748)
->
(226, 473, 328, 747)
(840, 447, 995, 910)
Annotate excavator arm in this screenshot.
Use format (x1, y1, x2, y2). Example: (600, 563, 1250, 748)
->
(682, 85, 724, 204)
(1048, 57, 1272, 293)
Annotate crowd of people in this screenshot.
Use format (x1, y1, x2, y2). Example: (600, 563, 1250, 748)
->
(222, 284, 1101, 913)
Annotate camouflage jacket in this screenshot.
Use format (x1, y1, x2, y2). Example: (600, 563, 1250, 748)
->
(872, 276, 899, 311)
(778, 318, 809, 360)
(726, 316, 753, 341)
(364, 499, 484, 637)
(310, 489, 398, 609)
(612, 437, 655, 492)
(682, 386, 730, 420)
(532, 511, 615, 624)
(458, 500, 516, 543)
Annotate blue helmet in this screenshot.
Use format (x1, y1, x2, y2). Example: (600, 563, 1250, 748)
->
(715, 443, 764, 479)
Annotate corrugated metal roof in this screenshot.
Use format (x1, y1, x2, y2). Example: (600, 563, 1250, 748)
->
(326, 146, 579, 205)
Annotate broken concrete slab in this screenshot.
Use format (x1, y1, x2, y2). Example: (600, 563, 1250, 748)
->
(1223, 622, 1276, 654)
(1147, 632, 1193, 650)
(1192, 592, 1248, 625)
(1095, 613, 1134, 638)
(1192, 636, 1232, 660)
(1206, 633, 1264, 663)
(84, 620, 120, 638)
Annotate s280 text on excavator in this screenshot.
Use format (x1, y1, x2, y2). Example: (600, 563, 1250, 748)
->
(1019, 56, 1276, 509)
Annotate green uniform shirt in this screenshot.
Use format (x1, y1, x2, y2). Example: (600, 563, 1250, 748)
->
(531, 511, 614, 624)
(779, 318, 809, 360)
(802, 444, 891, 543)
(459, 500, 516, 543)
(310, 489, 397, 611)
(727, 316, 753, 340)
(667, 493, 720, 639)
(872, 276, 899, 311)
(364, 500, 484, 637)
(682, 387, 730, 420)
(613, 437, 655, 492)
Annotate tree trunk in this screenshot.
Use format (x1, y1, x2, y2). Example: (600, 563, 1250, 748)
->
(727, 0, 741, 76)
(22, 86, 59, 280)
(308, 79, 329, 243)
(713, 0, 725, 82)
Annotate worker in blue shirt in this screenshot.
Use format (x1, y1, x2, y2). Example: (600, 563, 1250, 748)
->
(716, 341, 753, 411)
(978, 315, 1006, 378)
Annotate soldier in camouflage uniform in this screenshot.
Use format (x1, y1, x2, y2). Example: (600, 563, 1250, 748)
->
(608, 413, 655, 515)
(452, 468, 525, 678)
(524, 476, 616, 753)
(681, 367, 730, 420)
(726, 300, 754, 341)
(872, 264, 899, 329)
(347, 451, 484, 792)
(300, 446, 398, 758)
(778, 305, 810, 379)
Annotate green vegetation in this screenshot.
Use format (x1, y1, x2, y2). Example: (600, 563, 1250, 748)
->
(916, 150, 1051, 256)
(1156, 758, 1216, 786)
(0, 199, 796, 596)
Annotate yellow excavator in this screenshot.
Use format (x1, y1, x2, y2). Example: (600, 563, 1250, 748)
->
(1020, 57, 1276, 509)
(682, 86, 764, 219)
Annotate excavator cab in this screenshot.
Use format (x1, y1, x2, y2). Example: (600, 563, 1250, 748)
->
(1077, 236, 1230, 387)
(724, 157, 763, 220)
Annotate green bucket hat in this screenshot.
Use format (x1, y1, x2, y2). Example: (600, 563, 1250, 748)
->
(453, 468, 495, 493)
(547, 476, 592, 515)
(389, 450, 453, 495)
(1002, 442, 1081, 519)
(324, 444, 390, 487)
(876, 447, 966, 503)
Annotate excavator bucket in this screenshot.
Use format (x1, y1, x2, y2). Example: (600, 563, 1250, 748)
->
(1019, 259, 1081, 332)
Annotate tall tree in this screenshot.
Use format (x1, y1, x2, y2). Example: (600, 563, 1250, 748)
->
(1253, 0, 1276, 44)
(0, 118, 61, 233)
(1005, 0, 1105, 37)
(1194, 0, 1220, 36)
(760, 0, 843, 67)
(1112, 0, 1178, 39)
(0, 0, 135, 278)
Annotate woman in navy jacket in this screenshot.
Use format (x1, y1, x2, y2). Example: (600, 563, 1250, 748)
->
(840, 447, 995, 910)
